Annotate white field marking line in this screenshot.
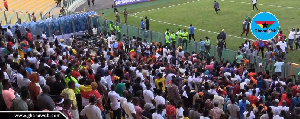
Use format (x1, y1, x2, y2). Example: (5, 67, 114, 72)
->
(133, 0, 299, 16)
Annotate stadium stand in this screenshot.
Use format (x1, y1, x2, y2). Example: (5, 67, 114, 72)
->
(0, 0, 56, 25)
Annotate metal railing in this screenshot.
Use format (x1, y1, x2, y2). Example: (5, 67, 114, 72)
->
(2, 12, 300, 83)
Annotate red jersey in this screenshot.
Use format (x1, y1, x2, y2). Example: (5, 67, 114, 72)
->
(87, 74, 95, 82)
(117, 41, 123, 51)
(248, 95, 258, 105)
(252, 41, 259, 51)
(27, 32, 33, 41)
(72, 70, 81, 80)
(3, 1, 7, 8)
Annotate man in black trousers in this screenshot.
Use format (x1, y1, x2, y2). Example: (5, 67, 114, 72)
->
(145, 16, 150, 30)
(214, 1, 220, 14)
(252, 0, 258, 10)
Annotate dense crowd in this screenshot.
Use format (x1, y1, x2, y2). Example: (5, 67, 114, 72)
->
(0, 17, 300, 119)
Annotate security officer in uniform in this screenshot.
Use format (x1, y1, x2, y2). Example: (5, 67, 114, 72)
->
(115, 23, 121, 39)
(176, 28, 182, 47)
(182, 29, 188, 49)
(165, 28, 170, 36)
(109, 21, 115, 33)
(171, 32, 176, 46)
(165, 34, 170, 47)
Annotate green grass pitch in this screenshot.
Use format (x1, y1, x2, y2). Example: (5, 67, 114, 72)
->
(101, 0, 300, 63)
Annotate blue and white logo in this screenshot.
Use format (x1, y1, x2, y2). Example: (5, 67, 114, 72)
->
(250, 12, 279, 41)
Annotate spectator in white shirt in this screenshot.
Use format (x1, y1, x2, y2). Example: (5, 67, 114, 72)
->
(18, 70, 31, 89)
(123, 95, 136, 119)
(176, 101, 184, 119)
(91, 59, 100, 73)
(152, 104, 165, 119)
(276, 40, 287, 53)
(104, 70, 113, 90)
(80, 96, 103, 119)
(143, 84, 155, 107)
(154, 89, 165, 108)
(274, 59, 284, 76)
(208, 85, 218, 95)
(42, 31, 47, 39)
(6, 26, 13, 37)
(108, 85, 121, 119)
(277, 101, 289, 112)
(287, 28, 296, 50)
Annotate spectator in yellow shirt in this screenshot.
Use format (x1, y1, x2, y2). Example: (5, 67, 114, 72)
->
(183, 110, 189, 119)
(155, 73, 166, 91)
(61, 80, 79, 119)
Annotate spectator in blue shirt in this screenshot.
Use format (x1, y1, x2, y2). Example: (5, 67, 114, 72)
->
(113, 41, 118, 49)
(189, 24, 195, 42)
(292, 93, 300, 107)
(257, 75, 266, 90)
(140, 19, 145, 30)
(239, 95, 250, 119)
(259, 40, 265, 58)
(199, 39, 205, 52)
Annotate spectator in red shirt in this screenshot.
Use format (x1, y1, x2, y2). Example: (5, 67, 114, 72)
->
(7, 41, 13, 47)
(3, 0, 8, 11)
(233, 82, 240, 95)
(166, 99, 176, 119)
(117, 40, 123, 51)
(248, 90, 258, 105)
(277, 31, 284, 42)
(72, 65, 81, 80)
(26, 28, 33, 48)
(87, 69, 95, 82)
(205, 62, 214, 73)
(252, 39, 259, 51)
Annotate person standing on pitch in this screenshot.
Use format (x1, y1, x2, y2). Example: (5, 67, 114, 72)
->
(218, 29, 226, 48)
(87, 0, 90, 7)
(214, 1, 220, 14)
(165, 28, 170, 36)
(123, 8, 128, 23)
(182, 29, 188, 49)
(145, 16, 150, 30)
(245, 14, 251, 22)
(296, 28, 300, 50)
(252, 0, 258, 10)
(189, 24, 195, 42)
(165, 33, 170, 47)
(91, 0, 94, 6)
(140, 19, 145, 30)
(241, 19, 250, 36)
(115, 11, 120, 23)
(176, 28, 182, 47)
(171, 32, 176, 46)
